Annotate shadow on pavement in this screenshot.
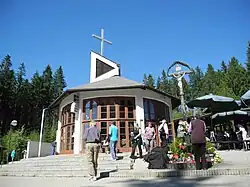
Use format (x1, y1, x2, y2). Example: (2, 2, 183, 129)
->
(108, 176, 234, 187)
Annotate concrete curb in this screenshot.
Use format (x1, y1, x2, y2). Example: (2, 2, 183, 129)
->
(1, 168, 250, 178)
(109, 168, 250, 178)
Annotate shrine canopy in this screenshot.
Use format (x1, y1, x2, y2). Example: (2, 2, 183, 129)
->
(187, 93, 241, 113)
(241, 90, 250, 107)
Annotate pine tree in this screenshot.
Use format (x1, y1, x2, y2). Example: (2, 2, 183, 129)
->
(53, 66, 67, 98)
(188, 66, 204, 99)
(143, 74, 148, 85)
(202, 64, 218, 94)
(156, 76, 161, 89)
(227, 57, 248, 98)
(246, 41, 250, 73)
(0, 55, 16, 135)
(15, 63, 31, 129)
(147, 74, 155, 88)
(221, 61, 227, 73)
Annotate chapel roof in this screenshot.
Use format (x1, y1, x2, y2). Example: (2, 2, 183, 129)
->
(49, 75, 180, 109)
(68, 75, 143, 91)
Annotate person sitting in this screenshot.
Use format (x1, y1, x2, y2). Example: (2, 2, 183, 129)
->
(143, 146, 169, 169)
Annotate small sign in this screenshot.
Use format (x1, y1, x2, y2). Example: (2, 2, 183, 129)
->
(176, 65, 181, 71)
(10, 120, 17, 127)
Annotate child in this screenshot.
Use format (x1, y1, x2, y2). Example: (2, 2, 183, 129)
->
(102, 139, 110, 154)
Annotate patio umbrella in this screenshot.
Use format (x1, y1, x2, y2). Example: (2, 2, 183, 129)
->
(212, 110, 248, 120)
(241, 90, 250, 107)
(187, 93, 240, 113)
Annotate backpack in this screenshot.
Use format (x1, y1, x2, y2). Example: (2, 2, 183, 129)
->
(144, 147, 169, 169)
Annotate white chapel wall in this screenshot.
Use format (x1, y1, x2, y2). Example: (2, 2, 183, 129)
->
(57, 88, 174, 154)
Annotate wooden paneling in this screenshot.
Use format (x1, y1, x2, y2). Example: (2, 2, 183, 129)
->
(81, 97, 136, 153)
(60, 103, 75, 154)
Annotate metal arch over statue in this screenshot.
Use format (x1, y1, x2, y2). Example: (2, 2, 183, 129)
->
(167, 61, 193, 79)
(167, 61, 193, 117)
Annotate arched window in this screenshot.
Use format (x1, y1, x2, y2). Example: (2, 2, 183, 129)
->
(60, 103, 75, 154)
(149, 101, 155, 120)
(143, 99, 155, 121)
(85, 101, 91, 120)
(92, 101, 98, 119)
(144, 100, 149, 120)
(82, 97, 136, 153)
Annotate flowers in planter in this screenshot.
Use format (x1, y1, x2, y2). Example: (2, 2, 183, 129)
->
(168, 137, 194, 163)
(206, 141, 216, 154)
(213, 151, 223, 164)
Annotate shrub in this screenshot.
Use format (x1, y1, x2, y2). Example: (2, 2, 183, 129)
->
(2, 126, 27, 161)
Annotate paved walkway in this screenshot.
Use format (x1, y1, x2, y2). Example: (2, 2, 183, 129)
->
(0, 176, 250, 187)
(1, 151, 250, 187)
(215, 150, 250, 168)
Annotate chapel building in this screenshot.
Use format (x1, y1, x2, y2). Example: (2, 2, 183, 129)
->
(50, 51, 180, 154)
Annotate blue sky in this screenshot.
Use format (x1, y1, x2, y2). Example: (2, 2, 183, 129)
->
(0, 0, 249, 88)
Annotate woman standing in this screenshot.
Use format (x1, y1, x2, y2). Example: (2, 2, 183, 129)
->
(144, 122, 155, 153)
(130, 123, 143, 159)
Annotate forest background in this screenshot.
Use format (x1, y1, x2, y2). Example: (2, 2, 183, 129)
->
(0, 41, 249, 158)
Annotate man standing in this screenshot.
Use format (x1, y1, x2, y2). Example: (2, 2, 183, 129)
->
(158, 119, 169, 148)
(109, 121, 118, 160)
(84, 120, 100, 181)
(189, 115, 206, 170)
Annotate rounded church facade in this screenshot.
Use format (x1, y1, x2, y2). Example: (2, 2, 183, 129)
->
(52, 51, 179, 154)
(57, 83, 177, 154)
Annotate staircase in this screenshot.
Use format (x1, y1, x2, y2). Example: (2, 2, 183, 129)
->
(0, 153, 132, 177)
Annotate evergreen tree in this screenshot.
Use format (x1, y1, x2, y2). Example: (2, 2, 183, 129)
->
(156, 76, 161, 89)
(0, 55, 16, 135)
(143, 74, 148, 85)
(202, 64, 218, 94)
(15, 63, 31, 129)
(53, 66, 67, 98)
(226, 57, 248, 98)
(246, 41, 250, 73)
(147, 74, 155, 88)
(188, 66, 204, 99)
(221, 61, 227, 73)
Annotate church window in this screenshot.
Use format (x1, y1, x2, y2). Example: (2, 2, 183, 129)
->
(92, 101, 98, 119)
(81, 97, 136, 152)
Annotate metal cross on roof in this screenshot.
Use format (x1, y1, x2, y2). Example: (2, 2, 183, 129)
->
(92, 28, 112, 56)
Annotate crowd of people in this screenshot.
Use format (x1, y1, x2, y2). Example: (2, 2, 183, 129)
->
(82, 119, 170, 181)
(83, 115, 250, 180)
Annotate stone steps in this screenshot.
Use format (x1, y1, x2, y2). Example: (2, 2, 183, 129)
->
(2, 160, 130, 169)
(18, 154, 129, 162)
(0, 166, 119, 172)
(0, 153, 132, 177)
(0, 169, 118, 177)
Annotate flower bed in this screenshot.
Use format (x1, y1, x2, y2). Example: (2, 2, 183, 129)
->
(166, 161, 213, 170)
(167, 137, 223, 170)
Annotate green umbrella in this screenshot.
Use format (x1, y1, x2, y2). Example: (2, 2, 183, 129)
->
(212, 110, 248, 120)
(187, 94, 240, 113)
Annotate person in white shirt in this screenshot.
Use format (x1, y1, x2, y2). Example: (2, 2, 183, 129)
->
(237, 124, 250, 150)
(158, 119, 169, 147)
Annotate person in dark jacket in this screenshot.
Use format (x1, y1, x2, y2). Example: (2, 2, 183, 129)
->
(190, 115, 206, 170)
(130, 123, 143, 159)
